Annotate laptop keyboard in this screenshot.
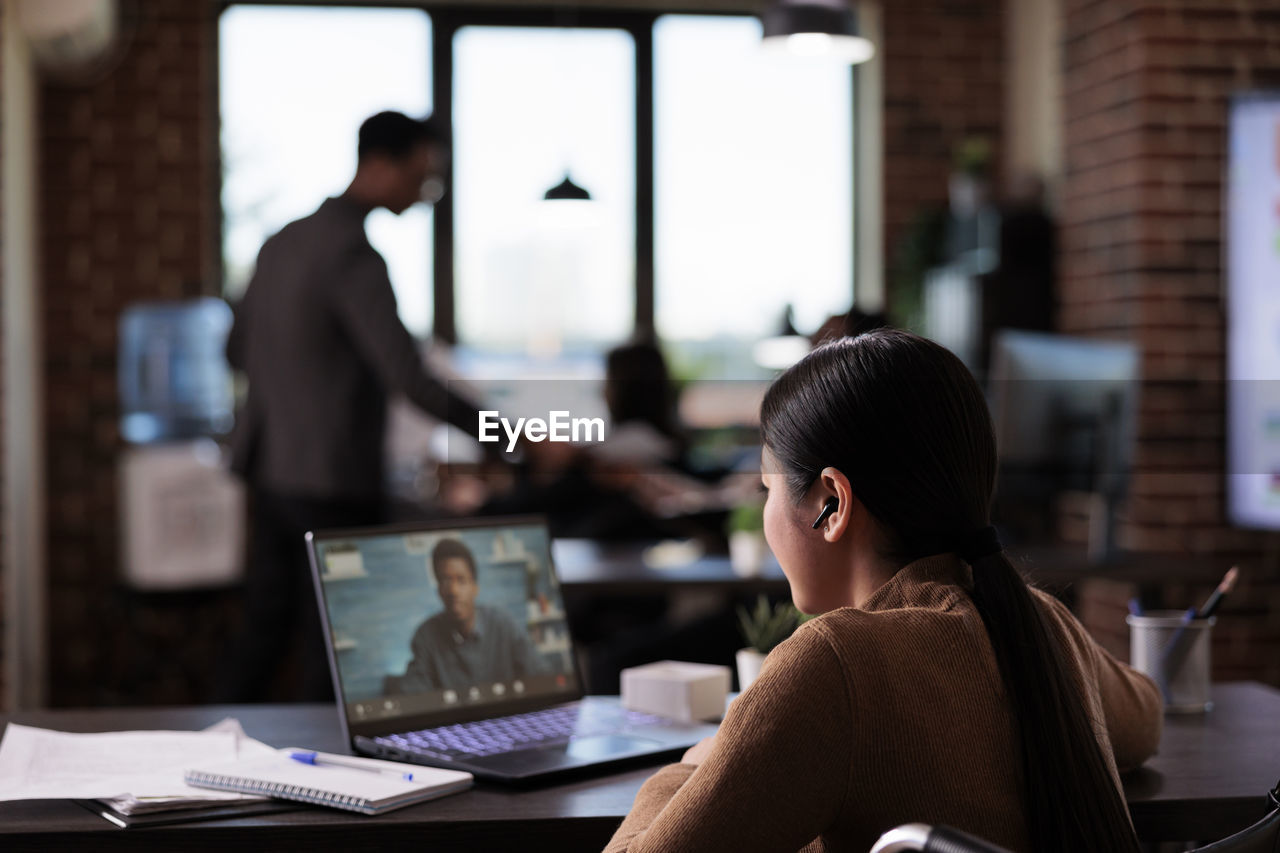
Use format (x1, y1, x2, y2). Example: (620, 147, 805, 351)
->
(376, 705, 670, 759)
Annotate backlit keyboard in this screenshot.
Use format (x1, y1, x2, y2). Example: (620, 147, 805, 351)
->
(376, 704, 668, 759)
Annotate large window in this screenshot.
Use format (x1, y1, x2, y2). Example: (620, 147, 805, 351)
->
(219, 6, 434, 336)
(453, 27, 635, 354)
(219, 6, 856, 376)
(654, 15, 853, 376)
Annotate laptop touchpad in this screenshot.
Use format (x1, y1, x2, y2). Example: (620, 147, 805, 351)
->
(466, 735, 662, 775)
(563, 735, 659, 760)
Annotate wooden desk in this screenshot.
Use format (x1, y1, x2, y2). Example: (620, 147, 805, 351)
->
(1123, 682, 1280, 842)
(1, 683, 1277, 850)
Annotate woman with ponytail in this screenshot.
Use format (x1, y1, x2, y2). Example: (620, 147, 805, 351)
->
(606, 330, 1161, 853)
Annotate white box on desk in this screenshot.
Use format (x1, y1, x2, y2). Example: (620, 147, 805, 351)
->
(620, 661, 731, 723)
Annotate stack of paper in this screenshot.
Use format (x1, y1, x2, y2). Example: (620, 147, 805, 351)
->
(0, 718, 277, 824)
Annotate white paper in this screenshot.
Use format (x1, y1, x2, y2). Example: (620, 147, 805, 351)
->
(0, 717, 278, 804)
(119, 442, 246, 589)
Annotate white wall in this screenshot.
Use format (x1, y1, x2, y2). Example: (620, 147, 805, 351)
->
(4, 2, 48, 710)
(855, 0, 884, 311)
(1004, 0, 1063, 207)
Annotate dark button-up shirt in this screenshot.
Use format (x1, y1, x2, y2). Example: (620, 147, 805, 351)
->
(398, 604, 546, 693)
(226, 195, 483, 499)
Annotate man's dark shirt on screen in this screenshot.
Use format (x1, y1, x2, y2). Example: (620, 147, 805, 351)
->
(397, 604, 546, 693)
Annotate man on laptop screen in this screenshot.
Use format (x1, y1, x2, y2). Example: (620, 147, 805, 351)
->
(395, 537, 546, 694)
(308, 518, 717, 782)
(314, 522, 574, 722)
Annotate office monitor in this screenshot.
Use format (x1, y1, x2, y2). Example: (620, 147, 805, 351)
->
(987, 330, 1140, 553)
(1226, 91, 1280, 530)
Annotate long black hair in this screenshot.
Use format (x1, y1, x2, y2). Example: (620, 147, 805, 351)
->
(759, 329, 1139, 853)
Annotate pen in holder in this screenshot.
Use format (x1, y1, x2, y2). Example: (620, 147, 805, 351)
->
(1126, 611, 1215, 713)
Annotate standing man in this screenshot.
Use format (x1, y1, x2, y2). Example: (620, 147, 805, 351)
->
(217, 111, 489, 702)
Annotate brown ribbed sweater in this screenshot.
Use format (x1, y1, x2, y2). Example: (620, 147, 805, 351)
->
(605, 555, 1162, 853)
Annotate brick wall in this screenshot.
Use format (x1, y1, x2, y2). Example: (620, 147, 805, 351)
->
(882, 0, 1005, 262)
(40, 0, 221, 706)
(1060, 0, 1280, 686)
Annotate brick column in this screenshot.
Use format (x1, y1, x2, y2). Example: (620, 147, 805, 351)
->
(882, 0, 1006, 259)
(1060, 0, 1280, 685)
(39, 0, 219, 706)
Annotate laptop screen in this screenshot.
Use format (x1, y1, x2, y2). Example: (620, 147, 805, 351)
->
(308, 518, 580, 728)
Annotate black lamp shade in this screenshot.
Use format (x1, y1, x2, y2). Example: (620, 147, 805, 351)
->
(760, 0, 874, 63)
(544, 174, 591, 201)
(762, 0, 859, 40)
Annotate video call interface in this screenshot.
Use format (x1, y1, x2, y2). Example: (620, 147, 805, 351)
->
(314, 523, 578, 724)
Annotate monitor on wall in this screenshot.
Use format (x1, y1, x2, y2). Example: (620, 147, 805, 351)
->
(1226, 91, 1280, 529)
(987, 330, 1140, 557)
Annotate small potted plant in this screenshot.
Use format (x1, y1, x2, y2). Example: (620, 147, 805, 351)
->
(949, 135, 993, 219)
(735, 595, 805, 691)
(726, 501, 767, 578)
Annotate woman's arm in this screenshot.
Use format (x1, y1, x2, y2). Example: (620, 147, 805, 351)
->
(604, 624, 852, 853)
(1032, 590, 1162, 771)
(1089, 636, 1162, 771)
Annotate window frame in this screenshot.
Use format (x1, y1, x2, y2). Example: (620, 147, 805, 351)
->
(215, 3, 860, 346)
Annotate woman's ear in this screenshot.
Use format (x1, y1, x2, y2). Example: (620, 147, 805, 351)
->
(816, 467, 854, 543)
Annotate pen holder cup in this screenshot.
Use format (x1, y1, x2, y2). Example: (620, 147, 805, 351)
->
(1126, 612, 1215, 714)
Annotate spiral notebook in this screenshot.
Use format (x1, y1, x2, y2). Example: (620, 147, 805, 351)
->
(184, 749, 473, 815)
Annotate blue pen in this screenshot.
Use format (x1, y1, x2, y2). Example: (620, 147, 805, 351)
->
(1155, 606, 1201, 704)
(1127, 598, 1144, 618)
(289, 750, 414, 781)
(1158, 566, 1239, 686)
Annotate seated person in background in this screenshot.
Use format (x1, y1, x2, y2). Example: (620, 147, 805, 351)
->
(606, 330, 1161, 853)
(479, 338, 698, 540)
(476, 339, 704, 689)
(593, 340, 688, 468)
(393, 538, 545, 693)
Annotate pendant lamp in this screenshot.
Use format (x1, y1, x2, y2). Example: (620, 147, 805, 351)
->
(543, 173, 591, 201)
(761, 0, 875, 64)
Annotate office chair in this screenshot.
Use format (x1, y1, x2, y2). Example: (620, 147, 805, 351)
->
(869, 824, 1012, 853)
(1190, 778, 1280, 853)
(870, 778, 1280, 853)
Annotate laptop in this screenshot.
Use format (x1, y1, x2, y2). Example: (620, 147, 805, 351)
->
(305, 516, 720, 782)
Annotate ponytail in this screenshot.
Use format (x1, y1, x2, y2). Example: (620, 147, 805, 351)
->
(969, 551, 1140, 853)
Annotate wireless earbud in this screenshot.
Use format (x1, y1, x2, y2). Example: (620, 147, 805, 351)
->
(811, 496, 839, 529)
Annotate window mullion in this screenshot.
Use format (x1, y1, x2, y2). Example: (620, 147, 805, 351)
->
(432, 12, 457, 345)
(635, 20, 655, 341)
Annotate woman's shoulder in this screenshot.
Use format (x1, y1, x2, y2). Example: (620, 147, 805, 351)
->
(804, 591, 975, 639)
(1026, 586, 1101, 667)
(798, 596, 995, 679)
(770, 609, 920, 676)
(739, 620, 852, 723)
(751, 617, 851, 694)
(1025, 587, 1093, 647)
